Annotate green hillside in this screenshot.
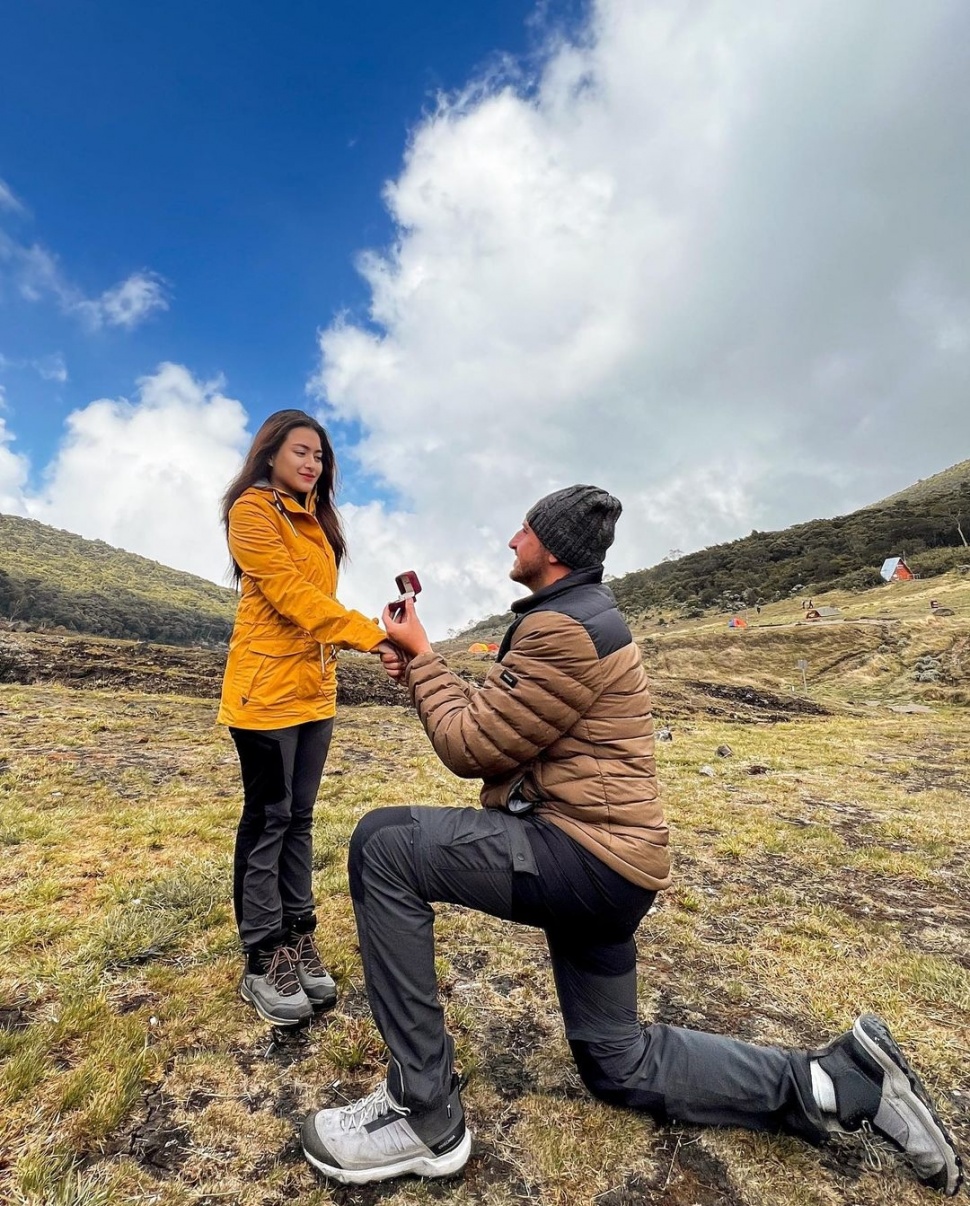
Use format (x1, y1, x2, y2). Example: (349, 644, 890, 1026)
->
(613, 458, 970, 618)
(456, 458, 970, 642)
(0, 513, 236, 646)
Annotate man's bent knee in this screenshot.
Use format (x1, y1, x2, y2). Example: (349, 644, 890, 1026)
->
(569, 1039, 668, 1119)
(348, 806, 414, 898)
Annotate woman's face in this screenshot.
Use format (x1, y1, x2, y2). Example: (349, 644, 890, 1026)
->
(269, 426, 324, 497)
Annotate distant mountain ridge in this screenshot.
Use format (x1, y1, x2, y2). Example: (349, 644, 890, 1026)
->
(4, 457, 968, 649)
(0, 513, 236, 646)
(610, 457, 970, 618)
(459, 458, 970, 641)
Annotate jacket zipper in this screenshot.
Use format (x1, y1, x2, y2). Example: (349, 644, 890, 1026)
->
(273, 489, 337, 671)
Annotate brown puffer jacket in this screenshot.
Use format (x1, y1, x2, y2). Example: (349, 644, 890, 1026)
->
(404, 568, 670, 891)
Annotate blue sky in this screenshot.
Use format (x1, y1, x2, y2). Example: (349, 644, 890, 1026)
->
(2, 0, 567, 501)
(2, 1, 968, 635)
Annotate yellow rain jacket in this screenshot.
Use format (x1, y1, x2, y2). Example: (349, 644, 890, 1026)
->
(217, 484, 386, 729)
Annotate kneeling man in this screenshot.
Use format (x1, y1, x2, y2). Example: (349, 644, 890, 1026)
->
(302, 485, 962, 1196)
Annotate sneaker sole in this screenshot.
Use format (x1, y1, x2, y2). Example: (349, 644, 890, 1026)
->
(239, 981, 312, 1027)
(853, 1014, 963, 1196)
(303, 1127, 472, 1185)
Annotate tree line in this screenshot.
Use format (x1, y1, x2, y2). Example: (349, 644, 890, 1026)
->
(0, 568, 233, 645)
(611, 483, 970, 617)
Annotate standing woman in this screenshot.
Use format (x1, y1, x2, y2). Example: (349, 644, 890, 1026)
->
(218, 409, 390, 1026)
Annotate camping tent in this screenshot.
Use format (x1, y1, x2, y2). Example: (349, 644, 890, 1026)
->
(805, 606, 841, 621)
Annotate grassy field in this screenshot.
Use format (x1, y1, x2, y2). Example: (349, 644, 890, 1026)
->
(1, 666, 967, 1206)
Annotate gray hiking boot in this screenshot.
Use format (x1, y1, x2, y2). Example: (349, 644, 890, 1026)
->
(815, 1014, 963, 1195)
(240, 945, 313, 1026)
(292, 930, 337, 1010)
(302, 1075, 470, 1185)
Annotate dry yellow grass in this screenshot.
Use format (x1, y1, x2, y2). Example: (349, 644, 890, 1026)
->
(0, 675, 967, 1205)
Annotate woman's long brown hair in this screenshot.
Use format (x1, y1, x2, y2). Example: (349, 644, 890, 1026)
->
(221, 409, 347, 586)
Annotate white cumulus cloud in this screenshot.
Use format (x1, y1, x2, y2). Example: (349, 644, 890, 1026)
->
(0, 403, 30, 515)
(312, 0, 970, 633)
(77, 270, 169, 330)
(23, 364, 250, 582)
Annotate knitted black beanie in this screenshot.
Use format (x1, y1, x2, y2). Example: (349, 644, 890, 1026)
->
(525, 485, 622, 568)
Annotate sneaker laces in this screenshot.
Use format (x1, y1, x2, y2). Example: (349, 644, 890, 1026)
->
(265, 945, 302, 997)
(338, 1082, 408, 1132)
(293, 931, 327, 977)
(857, 1121, 892, 1172)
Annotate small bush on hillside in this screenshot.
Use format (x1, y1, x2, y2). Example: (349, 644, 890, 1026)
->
(829, 566, 885, 592)
(911, 546, 970, 576)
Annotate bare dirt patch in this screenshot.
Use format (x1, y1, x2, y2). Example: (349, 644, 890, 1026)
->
(0, 628, 406, 705)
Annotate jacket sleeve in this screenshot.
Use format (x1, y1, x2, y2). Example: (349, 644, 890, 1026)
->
(405, 611, 603, 778)
(228, 498, 386, 651)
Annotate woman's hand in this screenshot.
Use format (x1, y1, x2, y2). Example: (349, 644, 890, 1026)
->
(374, 639, 409, 683)
(381, 598, 433, 659)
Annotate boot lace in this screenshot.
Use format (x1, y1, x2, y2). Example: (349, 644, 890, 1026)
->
(293, 931, 327, 977)
(265, 945, 302, 997)
(339, 1082, 408, 1132)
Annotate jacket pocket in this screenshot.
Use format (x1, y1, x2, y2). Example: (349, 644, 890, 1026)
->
(238, 638, 306, 707)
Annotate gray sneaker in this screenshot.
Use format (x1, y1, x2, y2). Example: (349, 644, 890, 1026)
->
(292, 931, 337, 1010)
(302, 1076, 470, 1185)
(815, 1014, 963, 1195)
(240, 945, 313, 1026)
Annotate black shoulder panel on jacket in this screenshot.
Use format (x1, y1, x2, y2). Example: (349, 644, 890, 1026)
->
(533, 582, 632, 660)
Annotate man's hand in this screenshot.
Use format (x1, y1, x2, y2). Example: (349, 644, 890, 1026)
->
(374, 640, 409, 683)
(381, 598, 433, 658)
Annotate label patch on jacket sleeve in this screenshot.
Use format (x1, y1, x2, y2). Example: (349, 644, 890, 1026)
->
(500, 670, 518, 688)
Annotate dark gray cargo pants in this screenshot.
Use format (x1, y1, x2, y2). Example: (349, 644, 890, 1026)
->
(348, 805, 827, 1143)
(230, 718, 334, 951)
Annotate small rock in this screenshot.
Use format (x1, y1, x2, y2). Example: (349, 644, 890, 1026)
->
(655, 727, 673, 742)
(715, 744, 733, 758)
(746, 764, 769, 776)
(137, 735, 150, 745)
(698, 764, 715, 777)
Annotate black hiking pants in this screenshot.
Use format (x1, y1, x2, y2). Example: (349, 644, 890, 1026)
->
(348, 805, 827, 1143)
(230, 718, 333, 952)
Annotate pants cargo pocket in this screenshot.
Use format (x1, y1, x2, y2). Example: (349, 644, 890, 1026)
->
(410, 806, 536, 918)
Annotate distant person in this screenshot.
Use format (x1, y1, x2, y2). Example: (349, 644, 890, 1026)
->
(300, 485, 962, 1195)
(219, 409, 394, 1027)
